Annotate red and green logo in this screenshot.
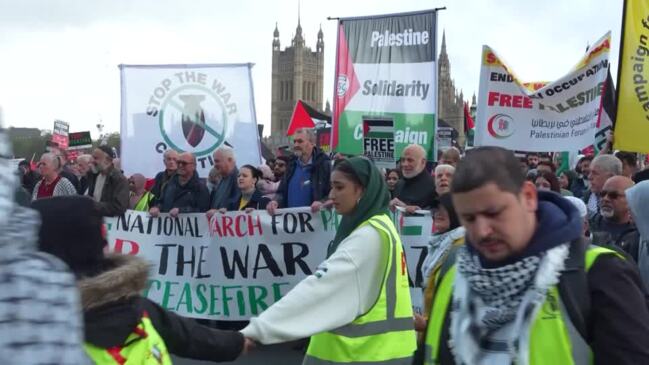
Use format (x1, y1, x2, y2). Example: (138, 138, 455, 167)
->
(487, 113, 515, 139)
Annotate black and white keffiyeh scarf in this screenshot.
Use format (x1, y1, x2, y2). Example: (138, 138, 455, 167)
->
(449, 243, 570, 365)
(456, 248, 541, 329)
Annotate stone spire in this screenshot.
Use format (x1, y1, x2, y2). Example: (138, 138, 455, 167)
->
(292, 2, 305, 48)
(439, 30, 449, 66)
(317, 23, 324, 53)
(273, 22, 280, 51)
(293, 8, 304, 47)
(441, 30, 447, 55)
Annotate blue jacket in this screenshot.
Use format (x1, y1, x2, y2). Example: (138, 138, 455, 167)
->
(275, 147, 331, 208)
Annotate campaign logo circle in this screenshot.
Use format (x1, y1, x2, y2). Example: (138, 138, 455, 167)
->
(337, 75, 349, 97)
(487, 113, 515, 139)
(158, 84, 227, 156)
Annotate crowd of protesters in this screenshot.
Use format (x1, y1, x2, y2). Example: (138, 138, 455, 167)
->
(5, 124, 649, 364)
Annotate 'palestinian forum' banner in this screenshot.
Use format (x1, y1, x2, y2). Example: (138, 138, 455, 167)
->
(615, 0, 649, 153)
(120, 64, 262, 178)
(475, 32, 611, 152)
(105, 208, 432, 320)
(332, 10, 438, 160)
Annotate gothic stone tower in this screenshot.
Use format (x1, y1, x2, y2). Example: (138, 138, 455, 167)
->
(437, 31, 466, 147)
(271, 18, 324, 135)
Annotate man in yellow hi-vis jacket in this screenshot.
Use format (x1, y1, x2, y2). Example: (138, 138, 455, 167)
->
(420, 146, 649, 365)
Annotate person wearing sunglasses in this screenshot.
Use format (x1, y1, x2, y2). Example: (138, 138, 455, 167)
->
(149, 152, 209, 218)
(590, 176, 640, 259)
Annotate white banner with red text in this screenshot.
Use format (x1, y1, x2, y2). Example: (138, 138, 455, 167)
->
(105, 208, 433, 320)
(475, 32, 611, 152)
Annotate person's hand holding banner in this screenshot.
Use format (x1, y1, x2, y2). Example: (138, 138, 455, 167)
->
(206, 209, 218, 219)
(241, 337, 256, 355)
(266, 200, 279, 215)
(310, 199, 333, 213)
(148, 206, 160, 217)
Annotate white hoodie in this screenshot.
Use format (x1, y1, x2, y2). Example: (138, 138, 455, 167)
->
(241, 225, 386, 343)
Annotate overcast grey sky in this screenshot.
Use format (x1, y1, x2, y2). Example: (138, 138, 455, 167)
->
(0, 0, 622, 137)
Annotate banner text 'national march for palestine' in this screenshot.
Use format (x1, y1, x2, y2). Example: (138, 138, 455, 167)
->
(105, 208, 433, 320)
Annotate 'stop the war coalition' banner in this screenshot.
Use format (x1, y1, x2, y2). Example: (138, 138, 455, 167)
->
(120, 64, 262, 178)
(332, 10, 438, 161)
(105, 208, 432, 320)
(475, 32, 611, 152)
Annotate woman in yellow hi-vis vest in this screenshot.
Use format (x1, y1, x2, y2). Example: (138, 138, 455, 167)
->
(242, 156, 417, 364)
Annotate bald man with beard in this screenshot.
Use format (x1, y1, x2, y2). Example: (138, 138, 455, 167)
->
(390, 144, 437, 213)
(591, 176, 640, 259)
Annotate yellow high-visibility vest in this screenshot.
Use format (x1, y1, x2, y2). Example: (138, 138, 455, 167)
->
(304, 214, 417, 364)
(84, 313, 171, 365)
(424, 245, 620, 365)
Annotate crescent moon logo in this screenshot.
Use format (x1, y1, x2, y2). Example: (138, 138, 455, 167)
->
(487, 114, 515, 139)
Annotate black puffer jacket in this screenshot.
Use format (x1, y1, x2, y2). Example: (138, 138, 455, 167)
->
(82, 254, 244, 362)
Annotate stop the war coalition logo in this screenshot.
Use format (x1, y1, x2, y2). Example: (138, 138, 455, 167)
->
(145, 71, 238, 164)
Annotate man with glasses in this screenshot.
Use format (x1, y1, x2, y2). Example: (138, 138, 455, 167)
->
(151, 149, 179, 205)
(590, 176, 640, 259)
(585, 154, 622, 219)
(149, 152, 209, 217)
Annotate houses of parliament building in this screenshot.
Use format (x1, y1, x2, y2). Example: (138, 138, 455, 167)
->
(266, 18, 472, 150)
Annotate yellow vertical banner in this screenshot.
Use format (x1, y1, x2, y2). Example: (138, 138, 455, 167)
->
(615, 0, 649, 153)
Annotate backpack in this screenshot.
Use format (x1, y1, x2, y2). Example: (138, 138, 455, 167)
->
(84, 311, 171, 365)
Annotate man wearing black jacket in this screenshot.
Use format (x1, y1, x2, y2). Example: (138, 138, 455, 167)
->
(390, 144, 437, 212)
(150, 149, 178, 205)
(590, 176, 640, 258)
(149, 152, 209, 217)
(86, 146, 129, 217)
(32, 196, 250, 363)
(420, 147, 649, 365)
(267, 128, 331, 214)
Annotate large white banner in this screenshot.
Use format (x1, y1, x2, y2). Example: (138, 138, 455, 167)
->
(105, 208, 433, 320)
(120, 64, 261, 178)
(475, 33, 611, 152)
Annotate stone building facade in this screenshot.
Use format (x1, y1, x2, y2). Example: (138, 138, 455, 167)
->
(270, 19, 324, 141)
(437, 31, 469, 147)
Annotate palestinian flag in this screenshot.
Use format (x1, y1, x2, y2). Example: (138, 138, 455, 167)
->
(287, 100, 331, 136)
(463, 102, 475, 131)
(594, 68, 616, 153)
(363, 119, 393, 139)
(332, 22, 361, 148)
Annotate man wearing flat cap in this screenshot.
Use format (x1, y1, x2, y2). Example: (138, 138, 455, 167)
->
(86, 146, 129, 217)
